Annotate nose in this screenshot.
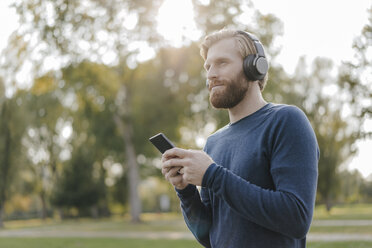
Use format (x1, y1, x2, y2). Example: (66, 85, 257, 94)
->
(207, 65, 218, 82)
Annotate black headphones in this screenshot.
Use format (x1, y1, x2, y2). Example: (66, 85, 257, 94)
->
(237, 31, 268, 81)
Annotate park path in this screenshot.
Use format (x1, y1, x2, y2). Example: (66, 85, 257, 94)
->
(0, 220, 372, 241)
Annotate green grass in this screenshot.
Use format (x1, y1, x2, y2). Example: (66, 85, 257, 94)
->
(313, 204, 372, 220)
(3, 213, 189, 232)
(0, 238, 203, 248)
(306, 241, 372, 248)
(1, 204, 372, 248)
(0, 238, 371, 248)
(308, 242, 372, 248)
(310, 225, 372, 233)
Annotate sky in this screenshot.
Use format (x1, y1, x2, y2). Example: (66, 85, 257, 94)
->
(0, 0, 371, 177)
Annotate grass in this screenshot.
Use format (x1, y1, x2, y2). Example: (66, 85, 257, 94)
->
(310, 225, 372, 233)
(0, 238, 203, 248)
(3, 213, 189, 232)
(313, 204, 372, 220)
(0, 238, 371, 248)
(1, 204, 372, 247)
(310, 203, 372, 234)
(308, 242, 372, 248)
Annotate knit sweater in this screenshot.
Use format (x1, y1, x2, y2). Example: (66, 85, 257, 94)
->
(176, 103, 319, 248)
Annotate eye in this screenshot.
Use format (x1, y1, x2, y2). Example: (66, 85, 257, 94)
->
(218, 60, 228, 66)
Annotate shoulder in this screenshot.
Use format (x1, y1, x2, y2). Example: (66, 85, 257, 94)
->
(269, 104, 316, 144)
(270, 103, 304, 115)
(266, 104, 316, 144)
(270, 103, 309, 124)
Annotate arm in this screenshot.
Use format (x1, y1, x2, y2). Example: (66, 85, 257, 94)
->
(176, 185, 212, 247)
(202, 107, 318, 238)
(162, 156, 212, 247)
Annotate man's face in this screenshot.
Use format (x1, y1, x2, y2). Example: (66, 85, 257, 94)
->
(204, 38, 248, 109)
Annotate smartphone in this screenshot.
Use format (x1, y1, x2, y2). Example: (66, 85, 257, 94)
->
(149, 133, 175, 154)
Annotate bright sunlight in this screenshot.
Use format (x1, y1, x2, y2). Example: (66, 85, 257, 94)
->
(156, 0, 202, 47)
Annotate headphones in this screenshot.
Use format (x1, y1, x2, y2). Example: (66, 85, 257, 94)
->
(237, 30, 268, 81)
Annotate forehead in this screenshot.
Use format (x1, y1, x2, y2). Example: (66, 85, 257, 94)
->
(205, 38, 241, 63)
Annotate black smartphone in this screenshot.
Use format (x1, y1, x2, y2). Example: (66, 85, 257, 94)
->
(149, 133, 175, 154)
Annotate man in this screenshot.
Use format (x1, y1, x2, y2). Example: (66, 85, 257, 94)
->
(161, 29, 319, 248)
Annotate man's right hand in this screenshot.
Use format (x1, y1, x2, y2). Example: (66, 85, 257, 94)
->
(161, 165, 188, 190)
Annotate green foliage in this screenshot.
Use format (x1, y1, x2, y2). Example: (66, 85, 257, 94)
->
(0, 90, 34, 224)
(338, 7, 372, 138)
(361, 180, 372, 202)
(51, 147, 103, 216)
(339, 170, 365, 204)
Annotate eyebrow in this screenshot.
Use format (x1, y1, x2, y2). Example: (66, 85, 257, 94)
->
(204, 57, 231, 69)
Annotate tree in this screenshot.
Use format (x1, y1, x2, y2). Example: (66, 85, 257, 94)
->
(20, 75, 67, 219)
(361, 178, 372, 202)
(339, 170, 364, 203)
(0, 89, 32, 226)
(52, 61, 122, 218)
(52, 146, 103, 217)
(338, 7, 372, 139)
(4, 0, 164, 222)
(0, 98, 11, 227)
(286, 57, 360, 211)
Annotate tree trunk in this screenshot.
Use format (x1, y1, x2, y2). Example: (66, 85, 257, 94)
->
(40, 190, 47, 220)
(114, 114, 142, 223)
(325, 197, 333, 212)
(0, 101, 11, 228)
(0, 203, 4, 228)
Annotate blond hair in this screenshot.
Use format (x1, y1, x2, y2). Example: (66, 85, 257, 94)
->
(200, 29, 268, 91)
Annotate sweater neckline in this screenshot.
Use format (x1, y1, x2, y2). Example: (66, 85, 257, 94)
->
(228, 103, 272, 127)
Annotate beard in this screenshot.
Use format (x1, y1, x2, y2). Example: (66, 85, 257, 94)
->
(209, 71, 249, 109)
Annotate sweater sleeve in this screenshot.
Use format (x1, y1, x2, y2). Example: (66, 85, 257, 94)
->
(201, 106, 319, 239)
(176, 184, 212, 247)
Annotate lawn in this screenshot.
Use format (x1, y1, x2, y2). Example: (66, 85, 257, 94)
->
(1, 204, 372, 248)
(2, 213, 189, 232)
(310, 225, 372, 233)
(0, 238, 371, 248)
(313, 204, 372, 220)
(0, 238, 202, 248)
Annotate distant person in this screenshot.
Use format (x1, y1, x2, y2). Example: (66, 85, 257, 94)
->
(161, 29, 319, 248)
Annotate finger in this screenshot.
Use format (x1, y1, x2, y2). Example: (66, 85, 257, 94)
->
(163, 158, 187, 170)
(169, 174, 183, 186)
(165, 166, 180, 181)
(161, 153, 179, 163)
(167, 166, 182, 177)
(163, 147, 189, 160)
(161, 166, 171, 175)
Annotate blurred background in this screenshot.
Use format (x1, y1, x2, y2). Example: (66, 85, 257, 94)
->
(0, 0, 371, 241)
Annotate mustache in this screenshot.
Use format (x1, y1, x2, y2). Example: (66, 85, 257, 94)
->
(206, 79, 226, 90)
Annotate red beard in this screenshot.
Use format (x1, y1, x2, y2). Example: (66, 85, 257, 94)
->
(209, 71, 249, 109)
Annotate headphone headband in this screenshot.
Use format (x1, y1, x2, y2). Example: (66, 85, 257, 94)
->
(236, 31, 266, 60)
(236, 30, 268, 81)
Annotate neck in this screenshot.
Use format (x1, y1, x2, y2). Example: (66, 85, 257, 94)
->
(228, 83, 267, 124)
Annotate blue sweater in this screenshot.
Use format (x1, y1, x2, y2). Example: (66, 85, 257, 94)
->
(176, 103, 319, 248)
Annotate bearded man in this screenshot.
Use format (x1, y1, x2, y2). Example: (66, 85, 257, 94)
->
(161, 29, 319, 248)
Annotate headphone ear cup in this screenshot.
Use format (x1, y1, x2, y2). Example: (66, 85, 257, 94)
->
(243, 55, 256, 81)
(243, 55, 268, 81)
